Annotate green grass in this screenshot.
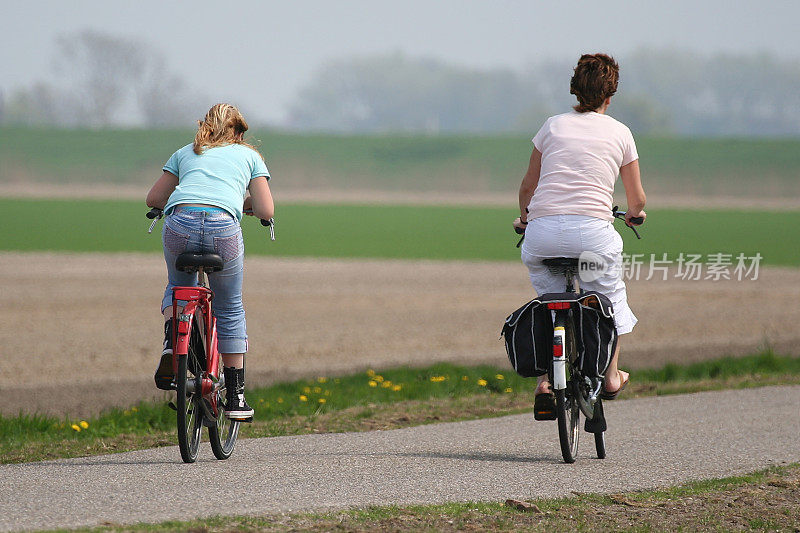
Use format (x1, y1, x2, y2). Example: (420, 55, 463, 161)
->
(2, 351, 799, 464)
(1, 198, 798, 265)
(2, 127, 799, 196)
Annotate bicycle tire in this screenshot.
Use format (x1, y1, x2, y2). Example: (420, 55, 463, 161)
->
(594, 431, 606, 459)
(176, 353, 202, 463)
(209, 368, 240, 460)
(555, 312, 580, 463)
(556, 387, 580, 463)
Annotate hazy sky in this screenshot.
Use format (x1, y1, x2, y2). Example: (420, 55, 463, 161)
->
(2, 0, 797, 123)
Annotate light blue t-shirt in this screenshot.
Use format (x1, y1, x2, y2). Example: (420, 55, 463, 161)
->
(163, 143, 270, 220)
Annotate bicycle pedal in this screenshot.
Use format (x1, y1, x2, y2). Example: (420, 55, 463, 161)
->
(227, 415, 254, 423)
(167, 401, 178, 411)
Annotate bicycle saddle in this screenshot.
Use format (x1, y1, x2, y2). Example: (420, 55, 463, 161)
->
(542, 257, 580, 268)
(175, 253, 224, 273)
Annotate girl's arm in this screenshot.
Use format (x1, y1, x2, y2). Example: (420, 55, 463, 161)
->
(620, 160, 646, 224)
(146, 171, 179, 209)
(515, 147, 542, 229)
(247, 176, 274, 220)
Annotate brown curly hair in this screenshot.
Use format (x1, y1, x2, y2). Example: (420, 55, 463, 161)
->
(570, 54, 619, 113)
(193, 103, 262, 158)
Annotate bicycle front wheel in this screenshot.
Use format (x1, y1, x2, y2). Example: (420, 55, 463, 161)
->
(176, 352, 203, 463)
(209, 369, 240, 460)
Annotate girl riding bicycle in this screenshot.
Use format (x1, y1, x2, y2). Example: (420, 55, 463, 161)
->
(146, 103, 274, 420)
(514, 54, 646, 418)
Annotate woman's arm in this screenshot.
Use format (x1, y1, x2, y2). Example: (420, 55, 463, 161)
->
(246, 176, 274, 220)
(146, 171, 179, 209)
(515, 147, 542, 229)
(620, 160, 646, 225)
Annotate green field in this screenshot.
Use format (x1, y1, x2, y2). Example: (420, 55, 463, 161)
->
(1, 127, 799, 197)
(1, 198, 798, 266)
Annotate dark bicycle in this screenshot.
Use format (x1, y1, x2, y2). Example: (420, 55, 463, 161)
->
(514, 207, 643, 463)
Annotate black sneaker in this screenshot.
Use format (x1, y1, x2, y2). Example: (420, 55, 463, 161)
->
(224, 367, 254, 421)
(154, 319, 175, 390)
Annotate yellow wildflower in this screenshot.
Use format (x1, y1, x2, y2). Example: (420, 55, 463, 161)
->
(381, 380, 393, 388)
(79, 421, 89, 429)
(505, 388, 513, 393)
(366, 369, 376, 377)
(313, 386, 322, 394)
(303, 386, 311, 394)
(317, 377, 328, 383)
(299, 395, 308, 402)
(392, 385, 402, 392)
(71, 424, 81, 432)
(495, 374, 505, 380)
(462, 376, 469, 381)
(375, 375, 384, 383)
(131, 406, 139, 412)
(368, 381, 378, 387)
(477, 379, 488, 387)
(318, 398, 326, 404)
(277, 397, 284, 403)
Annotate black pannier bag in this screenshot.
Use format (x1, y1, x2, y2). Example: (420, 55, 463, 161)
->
(501, 291, 618, 379)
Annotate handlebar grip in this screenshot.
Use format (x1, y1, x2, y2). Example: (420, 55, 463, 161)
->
(514, 226, 525, 235)
(146, 208, 163, 219)
(628, 216, 644, 225)
(260, 218, 273, 227)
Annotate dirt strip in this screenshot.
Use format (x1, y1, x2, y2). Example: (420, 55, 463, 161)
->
(2, 253, 798, 417)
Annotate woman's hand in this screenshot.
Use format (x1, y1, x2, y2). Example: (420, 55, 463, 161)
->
(625, 209, 646, 226)
(513, 217, 528, 234)
(242, 196, 254, 215)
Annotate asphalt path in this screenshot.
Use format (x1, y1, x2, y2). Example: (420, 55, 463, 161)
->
(2, 386, 799, 531)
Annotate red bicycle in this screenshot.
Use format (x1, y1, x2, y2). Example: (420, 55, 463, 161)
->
(147, 207, 274, 463)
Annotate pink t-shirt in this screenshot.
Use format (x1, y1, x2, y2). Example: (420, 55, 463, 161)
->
(528, 111, 638, 222)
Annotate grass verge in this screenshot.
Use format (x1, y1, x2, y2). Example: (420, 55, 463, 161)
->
(2, 351, 799, 464)
(39, 463, 800, 532)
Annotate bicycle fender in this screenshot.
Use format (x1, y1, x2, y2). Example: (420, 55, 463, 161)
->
(553, 326, 567, 390)
(174, 302, 199, 356)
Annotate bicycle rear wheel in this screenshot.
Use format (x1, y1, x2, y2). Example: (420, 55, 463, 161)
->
(176, 352, 203, 463)
(556, 385, 580, 463)
(209, 368, 240, 460)
(555, 313, 580, 463)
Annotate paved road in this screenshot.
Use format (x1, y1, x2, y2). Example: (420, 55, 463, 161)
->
(2, 386, 799, 531)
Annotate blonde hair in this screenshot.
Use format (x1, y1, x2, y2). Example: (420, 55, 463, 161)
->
(193, 103, 262, 157)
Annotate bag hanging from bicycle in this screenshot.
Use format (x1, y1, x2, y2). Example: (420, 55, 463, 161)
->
(501, 291, 618, 379)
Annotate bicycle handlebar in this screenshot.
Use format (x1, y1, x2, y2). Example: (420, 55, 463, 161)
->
(514, 206, 644, 247)
(146, 207, 275, 241)
(611, 205, 644, 240)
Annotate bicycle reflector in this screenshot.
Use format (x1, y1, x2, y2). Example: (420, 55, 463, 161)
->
(546, 302, 571, 310)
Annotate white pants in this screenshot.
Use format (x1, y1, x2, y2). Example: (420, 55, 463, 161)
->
(521, 214, 637, 335)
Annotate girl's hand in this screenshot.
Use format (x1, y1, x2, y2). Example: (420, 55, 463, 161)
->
(513, 217, 528, 234)
(243, 196, 253, 214)
(625, 209, 646, 225)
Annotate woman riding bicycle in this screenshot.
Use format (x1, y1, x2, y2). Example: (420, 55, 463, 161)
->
(146, 103, 274, 420)
(514, 54, 646, 416)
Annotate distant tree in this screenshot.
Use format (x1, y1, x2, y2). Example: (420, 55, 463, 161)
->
(2, 30, 204, 128)
(288, 53, 546, 133)
(53, 30, 146, 126)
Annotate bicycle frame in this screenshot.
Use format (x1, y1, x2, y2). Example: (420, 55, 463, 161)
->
(171, 284, 223, 418)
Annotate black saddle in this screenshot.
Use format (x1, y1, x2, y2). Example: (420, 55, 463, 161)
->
(175, 253, 224, 273)
(542, 257, 580, 269)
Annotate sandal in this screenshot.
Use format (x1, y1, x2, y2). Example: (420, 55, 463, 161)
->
(599, 372, 629, 400)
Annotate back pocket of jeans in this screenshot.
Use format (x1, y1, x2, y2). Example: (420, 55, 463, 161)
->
(164, 225, 189, 255)
(214, 233, 243, 262)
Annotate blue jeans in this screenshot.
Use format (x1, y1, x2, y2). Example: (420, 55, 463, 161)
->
(161, 208, 248, 354)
